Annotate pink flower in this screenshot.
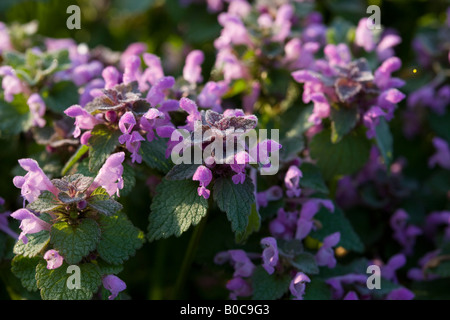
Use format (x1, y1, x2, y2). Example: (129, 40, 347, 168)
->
(13, 158, 59, 204)
(261, 237, 279, 275)
(284, 165, 302, 198)
(428, 137, 450, 170)
(10, 208, 51, 244)
(88, 152, 125, 197)
(102, 275, 127, 300)
(64, 104, 102, 138)
(43, 249, 64, 269)
(192, 165, 213, 199)
(289, 272, 310, 300)
(183, 50, 204, 84)
(27, 93, 46, 128)
(316, 232, 340, 268)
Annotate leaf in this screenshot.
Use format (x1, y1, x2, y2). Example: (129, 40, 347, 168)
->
(330, 105, 359, 143)
(165, 163, 200, 180)
(11, 255, 40, 292)
(87, 188, 123, 216)
(120, 163, 136, 197)
(61, 144, 89, 176)
(310, 206, 364, 253)
(251, 266, 291, 300)
(35, 261, 102, 300)
(290, 252, 319, 275)
(26, 190, 61, 213)
(50, 219, 101, 265)
(298, 162, 329, 194)
(97, 212, 145, 265)
(235, 203, 261, 244)
(13, 230, 50, 258)
(148, 179, 208, 241)
(303, 277, 332, 300)
(213, 177, 255, 234)
(42, 81, 79, 114)
(374, 117, 393, 168)
(309, 128, 371, 181)
(0, 95, 32, 138)
(140, 138, 173, 174)
(88, 124, 121, 172)
(335, 78, 362, 103)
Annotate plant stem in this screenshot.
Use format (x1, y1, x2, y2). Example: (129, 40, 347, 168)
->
(171, 214, 208, 299)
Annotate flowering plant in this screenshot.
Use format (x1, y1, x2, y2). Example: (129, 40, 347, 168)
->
(0, 0, 449, 301)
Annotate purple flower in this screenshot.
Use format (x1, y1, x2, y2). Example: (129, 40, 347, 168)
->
(295, 199, 334, 240)
(316, 232, 340, 268)
(326, 274, 367, 299)
(0, 66, 23, 102)
(27, 93, 46, 128)
(215, 13, 251, 49)
(374, 56, 404, 90)
(0, 208, 18, 240)
(64, 104, 102, 138)
(146, 76, 175, 107)
(192, 165, 213, 199)
(377, 253, 406, 283)
(272, 4, 294, 42)
(13, 158, 59, 204)
(102, 274, 127, 300)
(215, 48, 248, 82)
(10, 208, 51, 244)
(102, 66, 120, 89)
(376, 33, 401, 61)
(123, 55, 141, 85)
(226, 277, 252, 300)
(284, 165, 302, 198)
(142, 53, 165, 86)
(355, 18, 376, 52)
(289, 272, 310, 300)
(390, 209, 422, 255)
(269, 208, 297, 240)
(120, 42, 147, 69)
(140, 107, 168, 141)
(183, 50, 204, 84)
(256, 186, 283, 208)
(428, 137, 450, 170)
(385, 288, 414, 300)
(343, 291, 359, 300)
(261, 237, 279, 275)
(197, 81, 229, 111)
(229, 249, 255, 278)
(72, 60, 103, 86)
(88, 152, 125, 197)
(43, 249, 64, 269)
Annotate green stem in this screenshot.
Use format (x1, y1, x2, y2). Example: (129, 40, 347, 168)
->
(171, 214, 208, 300)
(61, 144, 89, 176)
(148, 240, 167, 300)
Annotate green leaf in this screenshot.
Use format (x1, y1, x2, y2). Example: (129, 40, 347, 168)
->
(87, 187, 123, 216)
(120, 163, 136, 197)
(165, 163, 200, 180)
(0, 95, 32, 138)
(310, 206, 364, 253)
(429, 260, 450, 278)
(213, 177, 255, 234)
(330, 105, 358, 143)
(88, 124, 121, 172)
(26, 190, 61, 213)
(11, 255, 40, 292)
(374, 117, 393, 168)
(251, 266, 291, 300)
(148, 179, 208, 241)
(35, 261, 102, 300)
(140, 138, 173, 174)
(50, 219, 101, 264)
(95, 258, 124, 276)
(429, 112, 450, 142)
(42, 81, 79, 114)
(303, 277, 332, 300)
(235, 203, 261, 244)
(298, 162, 329, 194)
(309, 128, 371, 181)
(97, 212, 145, 265)
(290, 252, 319, 275)
(13, 230, 50, 258)
(61, 145, 89, 176)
